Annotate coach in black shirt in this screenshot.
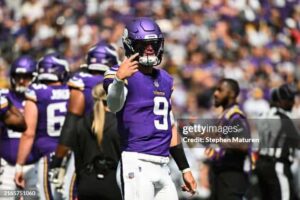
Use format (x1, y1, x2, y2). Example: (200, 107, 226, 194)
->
(72, 84, 122, 200)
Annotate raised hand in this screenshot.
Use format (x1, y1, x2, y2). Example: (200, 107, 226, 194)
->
(116, 53, 139, 80)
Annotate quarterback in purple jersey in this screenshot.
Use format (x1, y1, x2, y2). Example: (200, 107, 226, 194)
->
(15, 53, 70, 200)
(0, 56, 38, 195)
(104, 17, 196, 200)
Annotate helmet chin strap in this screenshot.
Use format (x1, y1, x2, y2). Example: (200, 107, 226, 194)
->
(139, 55, 159, 66)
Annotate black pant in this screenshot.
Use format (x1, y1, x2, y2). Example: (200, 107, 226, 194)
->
(255, 158, 298, 200)
(209, 170, 248, 200)
(77, 170, 122, 200)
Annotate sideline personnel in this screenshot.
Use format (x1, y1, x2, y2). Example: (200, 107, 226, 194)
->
(207, 78, 250, 200)
(256, 84, 300, 200)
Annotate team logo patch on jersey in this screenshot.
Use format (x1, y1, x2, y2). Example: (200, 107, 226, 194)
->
(153, 91, 165, 96)
(128, 172, 135, 179)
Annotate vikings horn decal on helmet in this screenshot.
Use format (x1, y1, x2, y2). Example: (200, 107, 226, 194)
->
(86, 42, 120, 72)
(37, 53, 70, 82)
(10, 55, 37, 93)
(122, 17, 164, 67)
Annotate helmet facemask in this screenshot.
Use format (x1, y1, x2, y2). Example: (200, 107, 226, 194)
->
(11, 73, 37, 93)
(10, 56, 37, 94)
(123, 37, 164, 67)
(132, 39, 164, 66)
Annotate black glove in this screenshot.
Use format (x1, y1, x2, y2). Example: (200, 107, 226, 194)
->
(49, 154, 64, 185)
(50, 154, 63, 169)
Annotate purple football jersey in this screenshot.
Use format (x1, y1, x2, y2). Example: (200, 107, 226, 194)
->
(0, 90, 40, 164)
(104, 67, 173, 156)
(211, 104, 250, 172)
(26, 83, 70, 156)
(68, 71, 104, 114)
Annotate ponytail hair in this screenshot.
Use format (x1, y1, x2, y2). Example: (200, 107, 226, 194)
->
(91, 84, 106, 145)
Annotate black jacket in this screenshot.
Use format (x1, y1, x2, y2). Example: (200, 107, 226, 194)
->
(73, 111, 121, 177)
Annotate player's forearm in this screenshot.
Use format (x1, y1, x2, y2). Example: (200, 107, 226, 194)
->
(170, 124, 181, 147)
(55, 144, 70, 158)
(107, 77, 128, 113)
(170, 143, 190, 172)
(4, 113, 26, 132)
(4, 106, 27, 132)
(59, 112, 80, 148)
(16, 133, 34, 165)
(170, 126, 190, 171)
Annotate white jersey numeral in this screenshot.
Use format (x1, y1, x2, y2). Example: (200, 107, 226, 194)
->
(153, 96, 169, 130)
(47, 102, 67, 137)
(7, 129, 22, 138)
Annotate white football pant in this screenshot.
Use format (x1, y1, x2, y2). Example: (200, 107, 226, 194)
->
(37, 153, 76, 200)
(0, 158, 38, 200)
(117, 151, 178, 200)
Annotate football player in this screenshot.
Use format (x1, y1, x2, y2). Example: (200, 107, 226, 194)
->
(104, 17, 197, 200)
(0, 56, 39, 198)
(15, 53, 70, 200)
(50, 42, 120, 199)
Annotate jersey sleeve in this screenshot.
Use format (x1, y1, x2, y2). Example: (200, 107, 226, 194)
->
(229, 114, 250, 139)
(160, 69, 174, 96)
(169, 72, 174, 95)
(67, 72, 94, 91)
(103, 65, 119, 93)
(224, 105, 250, 140)
(25, 84, 38, 102)
(68, 75, 85, 91)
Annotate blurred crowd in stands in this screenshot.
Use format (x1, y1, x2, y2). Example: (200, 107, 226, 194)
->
(1, 0, 300, 118)
(1, 0, 300, 199)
